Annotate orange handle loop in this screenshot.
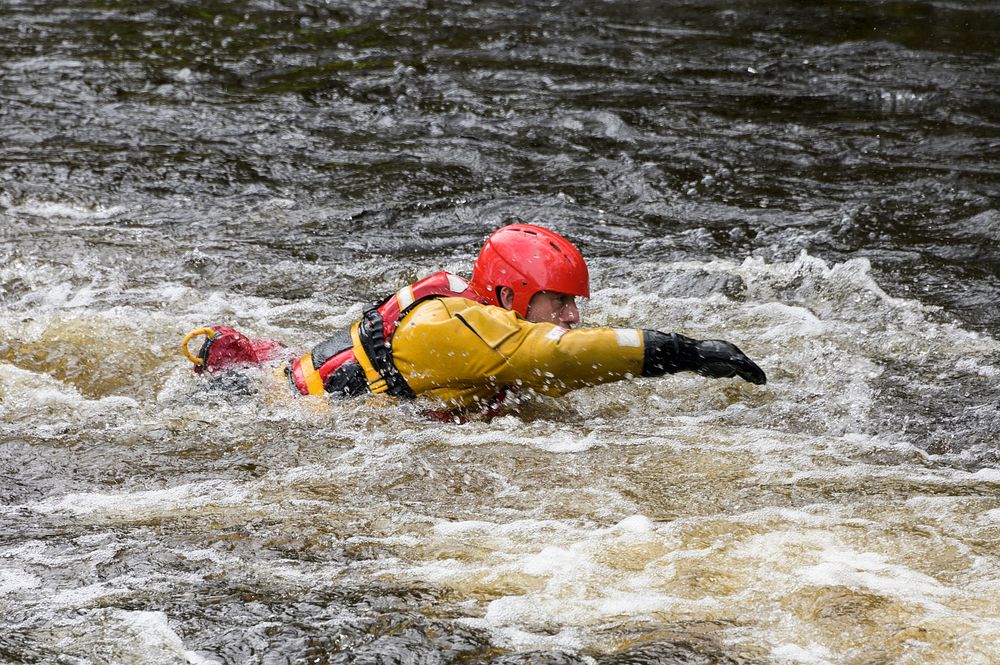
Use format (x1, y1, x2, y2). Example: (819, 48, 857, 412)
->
(181, 327, 217, 366)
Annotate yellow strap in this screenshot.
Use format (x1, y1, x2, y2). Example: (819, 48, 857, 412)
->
(180, 327, 217, 366)
(295, 352, 326, 396)
(350, 322, 389, 394)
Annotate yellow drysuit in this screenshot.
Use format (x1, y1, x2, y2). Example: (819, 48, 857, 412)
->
(352, 297, 646, 410)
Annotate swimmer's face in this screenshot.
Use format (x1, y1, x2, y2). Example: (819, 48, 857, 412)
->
(524, 290, 580, 328)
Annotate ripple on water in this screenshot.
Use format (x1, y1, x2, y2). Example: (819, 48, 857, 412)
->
(2, 0, 1000, 662)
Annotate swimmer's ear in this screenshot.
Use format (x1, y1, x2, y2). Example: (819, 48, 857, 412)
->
(497, 286, 516, 310)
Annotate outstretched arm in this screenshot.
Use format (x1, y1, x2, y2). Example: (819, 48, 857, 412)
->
(391, 299, 766, 409)
(495, 323, 766, 393)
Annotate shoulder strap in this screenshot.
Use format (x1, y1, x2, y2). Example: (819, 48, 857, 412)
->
(353, 309, 415, 397)
(354, 272, 484, 399)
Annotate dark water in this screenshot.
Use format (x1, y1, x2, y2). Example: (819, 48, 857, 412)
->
(2, 1, 999, 663)
(3, 1, 998, 316)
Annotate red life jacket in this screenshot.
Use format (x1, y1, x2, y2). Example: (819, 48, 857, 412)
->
(287, 271, 484, 396)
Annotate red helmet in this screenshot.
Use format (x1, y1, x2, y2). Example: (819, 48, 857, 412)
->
(471, 223, 590, 316)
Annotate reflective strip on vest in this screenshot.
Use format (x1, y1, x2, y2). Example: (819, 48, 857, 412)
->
(292, 351, 325, 396)
(350, 321, 388, 394)
(396, 285, 415, 310)
(447, 273, 469, 293)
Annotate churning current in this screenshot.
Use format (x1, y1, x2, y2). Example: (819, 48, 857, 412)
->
(1, 1, 999, 664)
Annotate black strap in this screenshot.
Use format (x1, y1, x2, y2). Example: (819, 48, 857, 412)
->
(323, 361, 368, 397)
(194, 335, 217, 375)
(357, 305, 416, 398)
(355, 291, 462, 399)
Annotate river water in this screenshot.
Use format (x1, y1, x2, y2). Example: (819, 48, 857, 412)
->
(1, 1, 999, 663)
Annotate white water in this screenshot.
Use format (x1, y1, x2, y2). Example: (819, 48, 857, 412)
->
(3, 216, 999, 663)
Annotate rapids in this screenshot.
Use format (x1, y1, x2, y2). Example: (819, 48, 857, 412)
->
(2, 1, 999, 664)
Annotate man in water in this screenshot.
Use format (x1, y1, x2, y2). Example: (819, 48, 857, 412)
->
(184, 224, 765, 413)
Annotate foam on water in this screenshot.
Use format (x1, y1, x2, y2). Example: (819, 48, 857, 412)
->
(0, 193, 127, 220)
(121, 611, 219, 665)
(0, 568, 41, 594)
(39, 609, 216, 665)
(797, 549, 949, 608)
(279, 410, 1000, 660)
(3, 244, 999, 662)
(392, 498, 1000, 659)
(2, 0, 998, 659)
(770, 642, 835, 665)
(29, 480, 250, 518)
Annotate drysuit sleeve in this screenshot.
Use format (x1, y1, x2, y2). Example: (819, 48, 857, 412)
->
(490, 317, 646, 396)
(390, 298, 645, 399)
(482, 319, 767, 391)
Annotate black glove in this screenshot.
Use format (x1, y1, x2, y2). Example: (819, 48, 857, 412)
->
(641, 331, 767, 385)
